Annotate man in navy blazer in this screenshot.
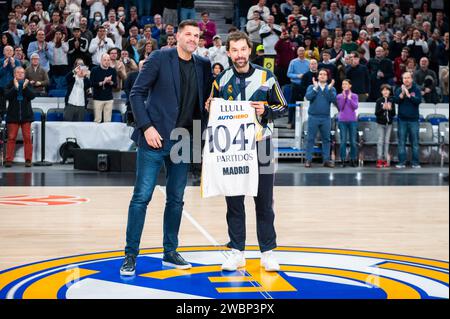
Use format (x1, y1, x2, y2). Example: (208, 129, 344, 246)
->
(120, 20, 212, 276)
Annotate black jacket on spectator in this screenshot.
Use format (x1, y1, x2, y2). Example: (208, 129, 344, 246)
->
(345, 64, 370, 95)
(4, 80, 36, 123)
(368, 57, 394, 101)
(65, 71, 91, 107)
(68, 37, 90, 66)
(90, 66, 117, 101)
(299, 70, 318, 100)
(375, 96, 396, 125)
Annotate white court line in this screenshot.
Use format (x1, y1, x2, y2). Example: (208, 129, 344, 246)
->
(155, 185, 274, 299)
(156, 185, 220, 247)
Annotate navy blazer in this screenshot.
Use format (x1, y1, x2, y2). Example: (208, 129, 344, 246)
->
(130, 48, 212, 148)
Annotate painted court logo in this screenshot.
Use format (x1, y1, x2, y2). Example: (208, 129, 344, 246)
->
(0, 195, 89, 206)
(0, 246, 448, 299)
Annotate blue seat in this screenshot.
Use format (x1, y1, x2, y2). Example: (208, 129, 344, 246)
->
(426, 114, 448, 126)
(32, 107, 44, 122)
(358, 113, 377, 122)
(48, 89, 67, 97)
(46, 108, 64, 121)
(84, 109, 94, 122)
(111, 110, 123, 123)
(140, 15, 154, 26)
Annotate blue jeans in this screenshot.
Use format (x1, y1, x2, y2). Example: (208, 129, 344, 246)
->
(136, 0, 152, 17)
(125, 141, 190, 255)
(397, 119, 420, 166)
(180, 8, 196, 22)
(306, 116, 331, 162)
(338, 121, 358, 161)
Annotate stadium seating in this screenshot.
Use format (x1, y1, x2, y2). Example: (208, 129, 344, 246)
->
(46, 108, 65, 121)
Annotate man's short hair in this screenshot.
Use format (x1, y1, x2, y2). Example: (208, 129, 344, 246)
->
(226, 31, 253, 51)
(178, 20, 199, 31)
(30, 53, 40, 59)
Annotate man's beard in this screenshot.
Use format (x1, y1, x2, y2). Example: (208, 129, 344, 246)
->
(233, 58, 249, 69)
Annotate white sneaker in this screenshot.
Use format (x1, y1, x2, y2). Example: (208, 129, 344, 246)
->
(222, 249, 246, 271)
(261, 251, 280, 272)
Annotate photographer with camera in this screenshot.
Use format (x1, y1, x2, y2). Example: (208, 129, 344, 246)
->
(64, 59, 91, 122)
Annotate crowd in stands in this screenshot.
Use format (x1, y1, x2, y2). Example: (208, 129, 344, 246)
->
(0, 0, 449, 168)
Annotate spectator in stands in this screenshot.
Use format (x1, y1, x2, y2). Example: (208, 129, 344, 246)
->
(394, 47, 410, 85)
(343, 4, 361, 28)
(274, 29, 296, 87)
(125, 6, 141, 35)
(123, 60, 144, 126)
(319, 50, 337, 83)
(368, 47, 394, 101)
(304, 69, 337, 168)
(299, 58, 319, 103)
(247, 0, 270, 22)
(435, 11, 449, 35)
(87, 0, 107, 22)
(160, 34, 177, 51)
(271, 3, 285, 26)
(389, 31, 405, 61)
(5, 19, 24, 47)
(394, 71, 422, 169)
(150, 14, 165, 43)
(28, 1, 51, 30)
(280, 0, 294, 17)
(345, 51, 370, 102)
(194, 36, 209, 58)
(1, 46, 21, 118)
(48, 29, 69, 89)
(90, 53, 117, 123)
(89, 25, 115, 66)
(180, 0, 197, 21)
(68, 27, 89, 68)
(3, 66, 35, 167)
(198, 11, 216, 48)
(324, 2, 342, 33)
(342, 30, 358, 54)
(138, 26, 158, 52)
(414, 57, 439, 103)
(44, 10, 68, 42)
(27, 30, 51, 72)
(303, 36, 320, 61)
(103, 10, 125, 49)
(90, 11, 104, 35)
(209, 35, 229, 69)
(246, 11, 264, 52)
(64, 61, 91, 122)
(25, 53, 49, 96)
(0, 33, 15, 60)
(14, 47, 29, 69)
(309, 5, 323, 39)
(375, 84, 396, 169)
(405, 57, 417, 74)
(212, 62, 224, 79)
(159, 24, 175, 47)
(356, 30, 371, 62)
(79, 16, 94, 44)
(48, 0, 67, 16)
(428, 30, 445, 75)
(140, 41, 154, 61)
(406, 28, 428, 62)
(336, 79, 359, 167)
(108, 47, 126, 99)
(121, 50, 138, 73)
(259, 15, 282, 57)
(440, 65, 449, 103)
(287, 47, 310, 129)
(20, 22, 38, 58)
(251, 44, 265, 67)
(298, 16, 312, 38)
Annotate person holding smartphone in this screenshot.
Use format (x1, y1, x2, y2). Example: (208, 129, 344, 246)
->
(64, 60, 91, 122)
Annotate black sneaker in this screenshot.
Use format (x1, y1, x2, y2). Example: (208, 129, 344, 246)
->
(120, 254, 136, 276)
(162, 251, 192, 270)
(350, 160, 358, 167)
